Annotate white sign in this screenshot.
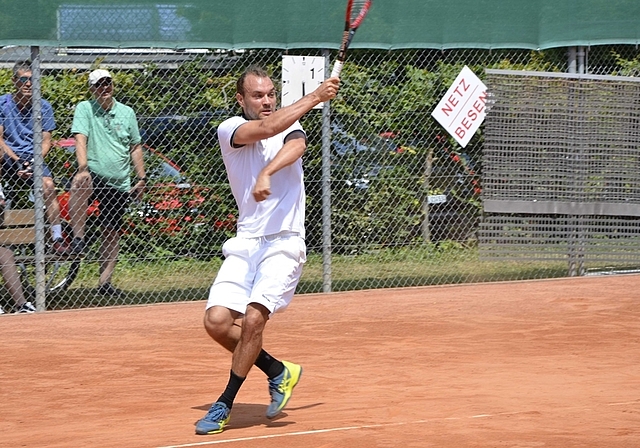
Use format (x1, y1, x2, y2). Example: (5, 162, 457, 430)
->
(281, 55, 326, 109)
(431, 66, 487, 148)
(427, 194, 447, 205)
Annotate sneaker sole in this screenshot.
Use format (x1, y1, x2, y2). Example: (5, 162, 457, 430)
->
(266, 361, 302, 419)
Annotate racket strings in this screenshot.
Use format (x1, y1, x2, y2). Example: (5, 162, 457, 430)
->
(349, 0, 371, 27)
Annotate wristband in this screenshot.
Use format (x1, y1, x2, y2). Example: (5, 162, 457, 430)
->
(137, 177, 147, 183)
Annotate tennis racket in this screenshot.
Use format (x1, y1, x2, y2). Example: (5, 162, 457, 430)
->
(331, 0, 373, 78)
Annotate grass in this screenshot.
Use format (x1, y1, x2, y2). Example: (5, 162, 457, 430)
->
(4, 244, 637, 311)
(37, 245, 569, 309)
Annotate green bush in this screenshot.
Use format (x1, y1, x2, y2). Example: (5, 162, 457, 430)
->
(1, 47, 637, 258)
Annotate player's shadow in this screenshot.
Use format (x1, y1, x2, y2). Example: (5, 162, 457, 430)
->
(192, 402, 318, 431)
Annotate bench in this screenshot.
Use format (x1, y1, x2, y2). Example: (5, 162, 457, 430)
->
(0, 208, 81, 294)
(0, 209, 76, 260)
(0, 209, 36, 247)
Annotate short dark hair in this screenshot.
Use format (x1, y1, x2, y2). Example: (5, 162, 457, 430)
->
(12, 60, 32, 78)
(236, 65, 270, 95)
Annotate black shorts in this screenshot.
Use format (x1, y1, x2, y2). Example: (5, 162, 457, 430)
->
(91, 173, 130, 231)
(2, 156, 54, 200)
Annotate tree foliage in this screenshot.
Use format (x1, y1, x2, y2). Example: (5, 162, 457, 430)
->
(1, 47, 637, 257)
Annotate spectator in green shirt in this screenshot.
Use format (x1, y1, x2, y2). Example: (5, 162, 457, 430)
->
(67, 69, 146, 297)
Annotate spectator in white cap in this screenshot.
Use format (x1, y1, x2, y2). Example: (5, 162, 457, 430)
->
(67, 69, 147, 297)
(88, 69, 112, 86)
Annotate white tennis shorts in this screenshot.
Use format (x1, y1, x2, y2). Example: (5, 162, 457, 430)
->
(206, 231, 306, 315)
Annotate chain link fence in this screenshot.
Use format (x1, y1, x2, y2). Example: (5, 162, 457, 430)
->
(0, 44, 639, 311)
(481, 69, 640, 276)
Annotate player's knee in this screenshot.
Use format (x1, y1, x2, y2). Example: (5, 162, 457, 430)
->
(242, 306, 269, 335)
(204, 307, 232, 339)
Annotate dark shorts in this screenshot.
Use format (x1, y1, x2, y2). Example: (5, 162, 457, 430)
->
(2, 156, 54, 205)
(90, 173, 130, 231)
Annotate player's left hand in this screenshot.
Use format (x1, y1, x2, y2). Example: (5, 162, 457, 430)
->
(252, 173, 271, 202)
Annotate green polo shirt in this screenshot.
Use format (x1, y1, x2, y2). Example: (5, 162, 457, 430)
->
(71, 99, 142, 192)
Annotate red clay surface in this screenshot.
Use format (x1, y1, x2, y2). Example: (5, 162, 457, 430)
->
(1, 275, 639, 447)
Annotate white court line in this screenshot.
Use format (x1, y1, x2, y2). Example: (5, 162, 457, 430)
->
(156, 420, 429, 448)
(156, 402, 640, 448)
(155, 411, 531, 448)
(608, 400, 640, 406)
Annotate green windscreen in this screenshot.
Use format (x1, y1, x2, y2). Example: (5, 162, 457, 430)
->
(0, 0, 639, 49)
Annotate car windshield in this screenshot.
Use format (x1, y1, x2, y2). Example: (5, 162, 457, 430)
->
(161, 162, 181, 179)
(331, 122, 398, 157)
(144, 151, 183, 182)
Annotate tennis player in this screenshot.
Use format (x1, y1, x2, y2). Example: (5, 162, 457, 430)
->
(196, 65, 339, 435)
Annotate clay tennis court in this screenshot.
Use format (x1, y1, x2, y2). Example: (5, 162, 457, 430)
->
(1, 274, 639, 447)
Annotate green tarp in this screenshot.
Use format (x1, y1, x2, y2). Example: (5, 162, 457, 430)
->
(1, 0, 639, 50)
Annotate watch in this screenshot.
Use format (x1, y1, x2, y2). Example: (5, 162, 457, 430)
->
(281, 55, 326, 109)
(137, 177, 147, 183)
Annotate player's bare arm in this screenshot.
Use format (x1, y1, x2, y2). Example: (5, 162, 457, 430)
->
(234, 77, 340, 146)
(252, 132, 306, 202)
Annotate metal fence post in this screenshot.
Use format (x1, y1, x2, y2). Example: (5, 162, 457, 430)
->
(30, 46, 47, 311)
(577, 46, 586, 74)
(320, 49, 332, 293)
(568, 46, 577, 73)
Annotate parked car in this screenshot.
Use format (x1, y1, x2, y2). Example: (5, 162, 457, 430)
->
(331, 122, 401, 157)
(330, 125, 481, 243)
(139, 110, 226, 151)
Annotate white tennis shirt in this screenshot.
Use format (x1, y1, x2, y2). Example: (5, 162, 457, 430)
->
(217, 116, 306, 239)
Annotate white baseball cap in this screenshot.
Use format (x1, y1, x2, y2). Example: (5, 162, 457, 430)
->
(88, 69, 112, 86)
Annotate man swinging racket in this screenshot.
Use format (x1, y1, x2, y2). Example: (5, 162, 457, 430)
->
(196, 65, 340, 435)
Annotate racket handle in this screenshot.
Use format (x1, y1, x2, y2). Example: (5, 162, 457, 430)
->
(331, 61, 343, 78)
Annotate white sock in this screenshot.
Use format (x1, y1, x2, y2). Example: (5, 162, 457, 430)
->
(51, 224, 62, 241)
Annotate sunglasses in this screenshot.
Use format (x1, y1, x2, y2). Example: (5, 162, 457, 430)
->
(93, 78, 113, 88)
(16, 76, 32, 84)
